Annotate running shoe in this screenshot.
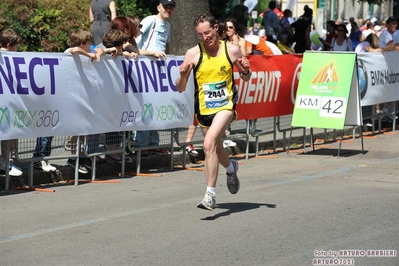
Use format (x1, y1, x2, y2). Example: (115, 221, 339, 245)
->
(226, 159, 240, 194)
(197, 192, 216, 210)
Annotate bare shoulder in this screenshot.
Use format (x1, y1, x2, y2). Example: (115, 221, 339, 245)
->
(184, 45, 200, 64)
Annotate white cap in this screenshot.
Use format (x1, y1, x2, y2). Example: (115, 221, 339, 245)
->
(374, 25, 381, 31)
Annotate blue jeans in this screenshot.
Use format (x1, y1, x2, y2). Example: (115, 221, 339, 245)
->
(33, 136, 53, 158)
(86, 134, 100, 154)
(134, 130, 159, 147)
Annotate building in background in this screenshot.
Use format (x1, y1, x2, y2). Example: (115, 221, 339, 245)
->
(240, 0, 393, 26)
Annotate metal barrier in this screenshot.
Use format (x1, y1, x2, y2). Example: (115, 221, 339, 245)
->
(361, 101, 398, 134)
(174, 119, 251, 166)
(12, 133, 126, 186)
(2, 102, 398, 193)
(125, 130, 175, 173)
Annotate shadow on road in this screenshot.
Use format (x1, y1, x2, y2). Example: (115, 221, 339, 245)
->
(201, 202, 276, 221)
(300, 149, 368, 157)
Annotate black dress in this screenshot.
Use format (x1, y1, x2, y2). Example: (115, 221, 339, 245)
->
(90, 0, 112, 45)
(291, 18, 311, 53)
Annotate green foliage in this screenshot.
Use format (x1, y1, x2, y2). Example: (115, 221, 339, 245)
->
(209, 0, 234, 20)
(115, 0, 152, 18)
(0, 0, 155, 52)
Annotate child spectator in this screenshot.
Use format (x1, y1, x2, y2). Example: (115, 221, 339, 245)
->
(97, 29, 133, 163)
(65, 29, 104, 174)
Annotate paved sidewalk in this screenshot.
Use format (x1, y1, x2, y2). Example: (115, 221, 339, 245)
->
(0, 128, 398, 265)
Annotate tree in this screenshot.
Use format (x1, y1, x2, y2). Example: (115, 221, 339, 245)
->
(0, 0, 237, 53)
(169, 0, 211, 55)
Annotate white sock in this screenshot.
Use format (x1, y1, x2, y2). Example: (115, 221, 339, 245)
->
(206, 186, 216, 195)
(225, 161, 234, 174)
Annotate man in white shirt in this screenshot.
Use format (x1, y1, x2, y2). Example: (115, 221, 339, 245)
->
(137, 0, 175, 53)
(379, 16, 397, 48)
(134, 0, 176, 156)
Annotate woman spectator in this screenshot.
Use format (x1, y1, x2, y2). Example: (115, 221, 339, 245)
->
(110, 16, 167, 58)
(330, 24, 353, 51)
(355, 33, 394, 53)
(225, 17, 246, 55)
(349, 22, 362, 50)
(89, 0, 117, 45)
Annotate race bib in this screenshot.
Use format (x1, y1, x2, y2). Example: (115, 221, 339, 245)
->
(203, 80, 229, 109)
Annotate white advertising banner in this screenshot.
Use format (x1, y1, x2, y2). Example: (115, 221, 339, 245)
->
(0, 52, 194, 140)
(357, 51, 399, 106)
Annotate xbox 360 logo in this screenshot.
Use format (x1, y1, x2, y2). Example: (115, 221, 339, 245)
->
(141, 103, 154, 125)
(0, 106, 11, 134)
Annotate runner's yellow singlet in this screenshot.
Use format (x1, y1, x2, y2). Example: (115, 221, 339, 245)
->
(193, 41, 237, 116)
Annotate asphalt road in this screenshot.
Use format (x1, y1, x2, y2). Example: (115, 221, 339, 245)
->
(1, 132, 398, 266)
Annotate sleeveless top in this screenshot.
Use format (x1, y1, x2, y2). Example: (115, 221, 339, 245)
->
(193, 41, 237, 116)
(90, 0, 112, 22)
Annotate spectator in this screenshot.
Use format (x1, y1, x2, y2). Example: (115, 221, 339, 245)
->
(245, 34, 273, 55)
(111, 16, 166, 58)
(355, 33, 395, 126)
(361, 22, 375, 40)
(64, 29, 104, 174)
(330, 23, 353, 51)
(109, 16, 139, 56)
(358, 18, 365, 30)
(319, 20, 337, 51)
(252, 23, 260, 36)
(134, 0, 176, 156)
(32, 137, 57, 172)
(230, 0, 249, 33)
(89, 0, 117, 45)
(217, 20, 227, 40)
(279, 9, 295, 47)
(379, 16, 397, 48)
(225, 17, 246, 56)
(346, 17, 355, 36)
(349, 22, 362, 50)
(184, 125, 199, 157)
(355, 33, 394, 53)
(274, 2, 284, 19)
(176, 12, 251, 210)
(0, 29, 24, 177)
(377, 16, 399, 122)
(291, 7, 313, 53)
(261, 0, 280, 44)
(96, 29, 133, 163)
